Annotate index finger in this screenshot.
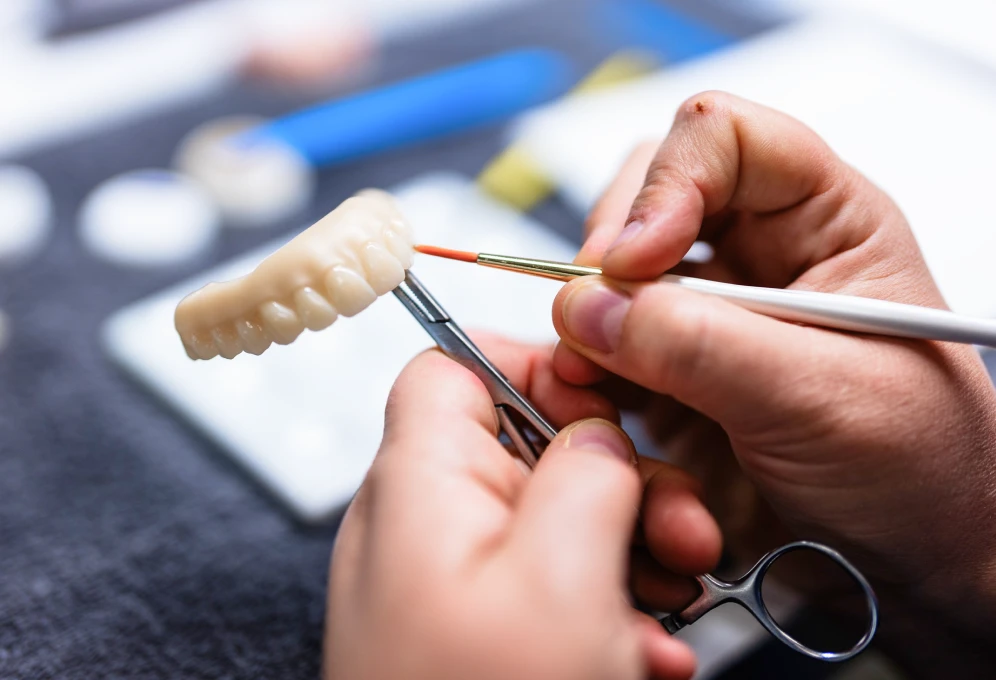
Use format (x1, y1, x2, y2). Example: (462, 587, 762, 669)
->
(602, 91, 861, 281)
(369, 350, 525, 558)
(576, 140, 659, 267)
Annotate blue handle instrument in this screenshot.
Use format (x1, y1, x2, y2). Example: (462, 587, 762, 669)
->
(252, 48, 574, 167)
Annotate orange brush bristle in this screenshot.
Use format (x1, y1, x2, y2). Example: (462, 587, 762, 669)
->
(414, 244, 479, 263)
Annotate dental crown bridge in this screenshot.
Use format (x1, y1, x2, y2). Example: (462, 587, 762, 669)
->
(174, 189, 415, 360)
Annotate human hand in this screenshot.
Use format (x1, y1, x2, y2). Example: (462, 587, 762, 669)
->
(324, 337, 721, 680)
(551, 92, 996, 661)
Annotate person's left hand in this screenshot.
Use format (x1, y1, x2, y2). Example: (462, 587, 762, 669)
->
(324, 336, 721, 680)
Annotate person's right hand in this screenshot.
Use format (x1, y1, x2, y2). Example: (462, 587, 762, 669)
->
(325, 342, 710, 680)
(550, 92, 996, 673)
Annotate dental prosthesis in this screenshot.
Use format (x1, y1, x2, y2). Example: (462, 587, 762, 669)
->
(174, 189, 414, 360)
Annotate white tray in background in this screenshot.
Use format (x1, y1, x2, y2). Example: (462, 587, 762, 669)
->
(103, 173, 576, 522)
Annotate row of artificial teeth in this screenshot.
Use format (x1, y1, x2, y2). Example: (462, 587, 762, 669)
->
(181, 237, 410, 360)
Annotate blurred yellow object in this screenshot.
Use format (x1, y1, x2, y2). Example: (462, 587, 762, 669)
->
(477, 51, 656, 211)
(476, 146, 554, 212)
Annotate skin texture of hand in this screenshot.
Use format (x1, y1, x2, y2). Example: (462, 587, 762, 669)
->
(551, 91, 996, 675)
(324, 336, 722, 680)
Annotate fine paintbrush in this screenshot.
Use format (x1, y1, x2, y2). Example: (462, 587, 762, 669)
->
(413, 245, 996, 348)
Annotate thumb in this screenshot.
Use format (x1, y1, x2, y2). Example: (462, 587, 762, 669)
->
(553, 276, 856, 433)
(511, 418, 640, 592)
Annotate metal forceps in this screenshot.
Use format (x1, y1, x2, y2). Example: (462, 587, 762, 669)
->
(393, 271, 556, 467)
(392, 271, 879, 662)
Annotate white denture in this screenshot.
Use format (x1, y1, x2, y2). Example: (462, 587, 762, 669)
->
(174, 189, 414, 360)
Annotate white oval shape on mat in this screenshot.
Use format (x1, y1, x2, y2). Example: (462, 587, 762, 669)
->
(0, 165, 53, 264)
(79, 169, 219, 267)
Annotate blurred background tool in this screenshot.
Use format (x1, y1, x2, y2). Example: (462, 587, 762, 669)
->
(594, 0, 735, 62)
(477, 50, 657, 212)
(171, 47, 578, 230)
(174, 116, 315, 228)
(248, 48, 576, 168)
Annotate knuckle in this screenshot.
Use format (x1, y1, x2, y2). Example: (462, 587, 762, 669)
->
(635, 97, 743, 219)
(641, 162, 676, 194)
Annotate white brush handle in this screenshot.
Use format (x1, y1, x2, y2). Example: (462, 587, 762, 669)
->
(662, 274, 996, 347)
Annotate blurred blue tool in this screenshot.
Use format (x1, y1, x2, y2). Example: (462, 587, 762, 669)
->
(248, 48, 575, 167)
(594, 0, 735, 63)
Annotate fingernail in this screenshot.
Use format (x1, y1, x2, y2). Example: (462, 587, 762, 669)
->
(562, 281, 630, 353)
(607, 219, 644, 252)
(565, 420, 636, 464)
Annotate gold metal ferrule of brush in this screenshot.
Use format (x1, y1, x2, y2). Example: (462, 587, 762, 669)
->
(476, 253, 602, 282)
